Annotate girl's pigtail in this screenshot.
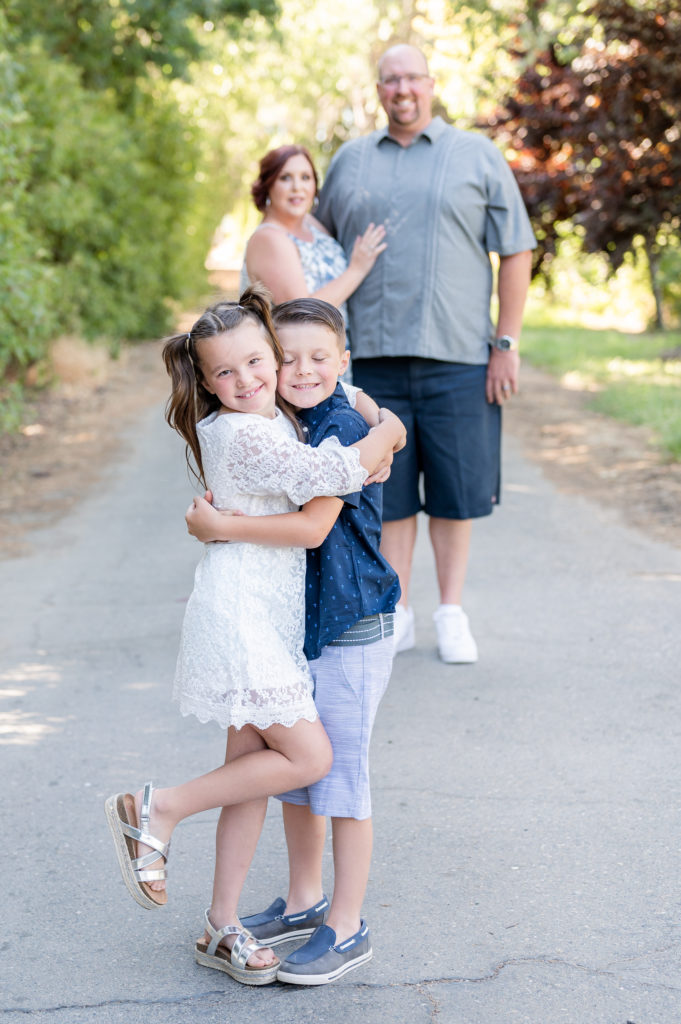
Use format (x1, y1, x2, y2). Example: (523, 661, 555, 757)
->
(162, 331, 207, 485)
(238, 284, 277, 342)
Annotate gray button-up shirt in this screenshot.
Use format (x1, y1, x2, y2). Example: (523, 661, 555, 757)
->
(316, 116, 536, 364)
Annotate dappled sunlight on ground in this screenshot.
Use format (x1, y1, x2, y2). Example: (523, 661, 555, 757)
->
(0, 709, 65, 746)
(1, 661, 61, 686)
(539, 434, 591, 465)
(504, 482, 538, 494)
(561, 371, 603, 392)
(0, 661, 67, 745)
(61, 431, 98, 445)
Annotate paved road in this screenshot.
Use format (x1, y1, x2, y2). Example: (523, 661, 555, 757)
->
(2, 401, 681, 1024)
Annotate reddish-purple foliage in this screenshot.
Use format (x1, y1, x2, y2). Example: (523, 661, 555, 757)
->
(485, 0, 681, 281)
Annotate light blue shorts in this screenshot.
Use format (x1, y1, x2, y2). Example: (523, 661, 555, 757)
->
(276, 630, 393, 820)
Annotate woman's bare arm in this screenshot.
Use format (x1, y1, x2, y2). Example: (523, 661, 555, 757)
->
(245, 222, 386, 306)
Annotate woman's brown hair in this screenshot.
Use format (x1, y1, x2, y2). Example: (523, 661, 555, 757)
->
(250, 145, 318, 212)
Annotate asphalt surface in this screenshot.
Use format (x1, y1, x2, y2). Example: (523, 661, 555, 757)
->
(2, 400, 681, 1024)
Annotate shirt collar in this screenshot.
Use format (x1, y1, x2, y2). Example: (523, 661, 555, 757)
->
(297, 383, 349, 432)
(375, 114, 448, 147)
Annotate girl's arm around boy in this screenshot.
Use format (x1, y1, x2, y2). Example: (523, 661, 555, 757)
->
(186, 408, 405, 547)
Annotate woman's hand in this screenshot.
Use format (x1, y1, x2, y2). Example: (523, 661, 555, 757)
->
(348, 223, 387, 277)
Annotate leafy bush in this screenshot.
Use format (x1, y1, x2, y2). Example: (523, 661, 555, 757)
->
(0, 35, 62, 374)
(0, 0, 277, 429)
(0, 15, 219, 395)
(658, 240, 681, 326)
(13, 49, 211, 343)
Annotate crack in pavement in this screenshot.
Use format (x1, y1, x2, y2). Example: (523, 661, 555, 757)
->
(0, 990, 229, 1016)
(416, 982, 442, 1020)
(4, 952, 681, 1015)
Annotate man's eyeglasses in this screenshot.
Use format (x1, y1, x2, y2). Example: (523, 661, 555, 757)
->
(379, 73, 431, 89)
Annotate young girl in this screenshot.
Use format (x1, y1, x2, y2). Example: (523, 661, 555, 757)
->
(105, 287, 404, 986)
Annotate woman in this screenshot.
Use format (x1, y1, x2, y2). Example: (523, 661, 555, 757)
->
(240, 145, 385, 320)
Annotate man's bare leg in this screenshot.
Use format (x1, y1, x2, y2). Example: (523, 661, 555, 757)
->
(380, 515, 418, 607)
(428, 517, 472, 605)
(429, 517, 477, 662)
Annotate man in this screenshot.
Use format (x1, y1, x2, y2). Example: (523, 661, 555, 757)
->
(316, 43, 536, 663)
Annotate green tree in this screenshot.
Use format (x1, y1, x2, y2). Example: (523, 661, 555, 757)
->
(2, 0, 278, 104)
(0, 0, 278, 399)
(0, 18, 62, 372)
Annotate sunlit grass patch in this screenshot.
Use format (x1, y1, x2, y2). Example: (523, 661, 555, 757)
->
(521, 325, 681, 460)
(591, 380, 681, 460)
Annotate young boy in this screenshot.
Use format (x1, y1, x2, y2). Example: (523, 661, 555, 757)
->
(186, 298, 401, 984)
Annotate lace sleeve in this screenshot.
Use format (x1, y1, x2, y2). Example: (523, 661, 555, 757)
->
(224, 419, 367, 506)
(340, 381, 361, 408)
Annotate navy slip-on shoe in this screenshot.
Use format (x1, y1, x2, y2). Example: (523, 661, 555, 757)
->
(276, 921, 372, 985)
(240, 896, 329, 947)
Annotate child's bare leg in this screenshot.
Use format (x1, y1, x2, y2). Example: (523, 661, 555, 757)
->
(199, 725, 276, 968)
(325, 816, 373, 942)
(139, 724, 266, 897)
(282, 802, 326, 912)
(209, 726, 268, 922)
(130, 717, 332, 895)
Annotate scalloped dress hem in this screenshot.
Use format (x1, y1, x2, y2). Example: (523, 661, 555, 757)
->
(174, 696, 319, 732)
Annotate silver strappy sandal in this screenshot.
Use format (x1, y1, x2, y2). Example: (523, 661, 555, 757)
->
(194, 909, 280, 986)
(105, 781, 170, 909)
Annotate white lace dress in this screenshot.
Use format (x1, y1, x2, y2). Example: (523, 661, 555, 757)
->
(172, 408, 367, 730)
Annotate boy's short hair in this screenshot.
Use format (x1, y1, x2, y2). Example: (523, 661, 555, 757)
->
(272, 298, 346, 349)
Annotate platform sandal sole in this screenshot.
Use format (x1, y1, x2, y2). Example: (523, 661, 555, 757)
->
(194, 943, 279, 986)
(105, 792, 167, 910)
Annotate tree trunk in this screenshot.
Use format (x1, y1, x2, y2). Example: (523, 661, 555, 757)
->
(644, 233, 665, 331)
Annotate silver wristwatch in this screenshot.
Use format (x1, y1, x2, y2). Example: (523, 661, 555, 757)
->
(491, 334, 518, 351)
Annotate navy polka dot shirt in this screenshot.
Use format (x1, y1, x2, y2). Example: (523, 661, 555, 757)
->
(299, 384, 400, 661)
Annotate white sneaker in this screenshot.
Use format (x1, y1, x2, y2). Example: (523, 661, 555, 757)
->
(433, 605, 478, 663)
(393, 604, 415, 654)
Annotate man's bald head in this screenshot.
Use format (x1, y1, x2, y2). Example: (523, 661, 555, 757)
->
(377, 44, 429, 80)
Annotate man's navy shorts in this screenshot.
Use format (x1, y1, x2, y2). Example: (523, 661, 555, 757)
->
(352, 357, 501, 522)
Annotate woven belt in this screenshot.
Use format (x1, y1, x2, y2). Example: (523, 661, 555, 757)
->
(328, 613, 394, 647)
